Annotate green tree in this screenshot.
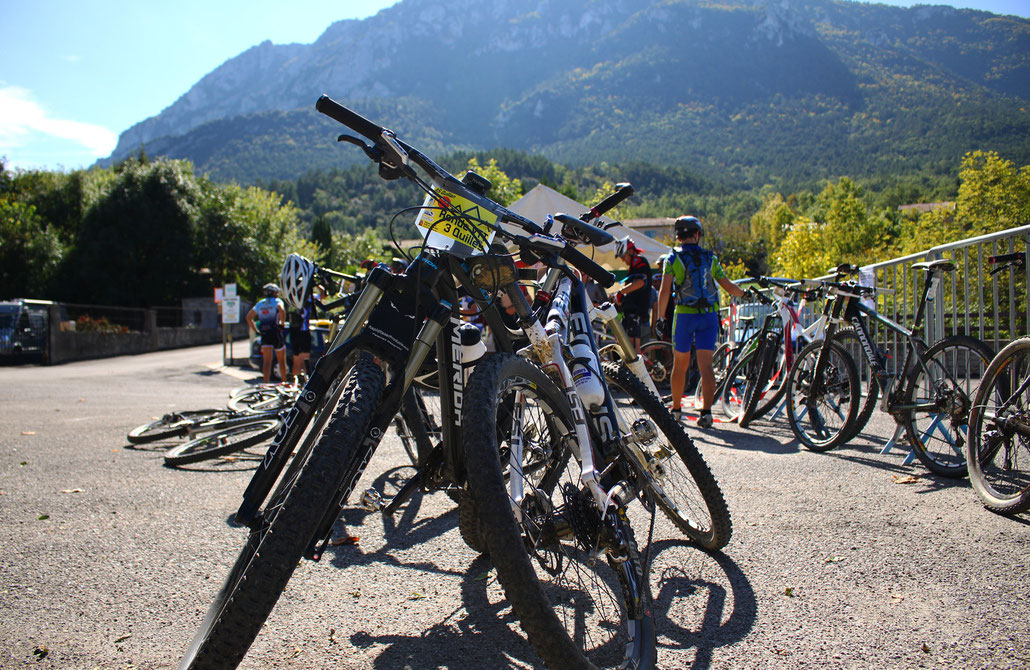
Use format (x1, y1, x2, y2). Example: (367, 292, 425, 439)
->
(56, 158, 204, 306)
(749, 192, 796, 249)
(0, 198, 63, 297)
(955, 150, 1030, 234)
(310, 215, 333, 253)
(196, 182, 318, 299)
(773, 218, 828, 279)
(464, 157, 523, 206)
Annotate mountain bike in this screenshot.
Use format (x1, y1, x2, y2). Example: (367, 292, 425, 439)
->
(514, 219, 732, 551)
(785, 260, 994, 477)
(966, 251, 1030, 514)
(724, 269, 878, 431)
(179, 96, 657, 670)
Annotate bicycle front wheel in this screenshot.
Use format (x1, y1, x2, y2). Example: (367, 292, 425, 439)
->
(739, 332, 781, 428)
(603, 361, 732, 550)
(179, 354, 385, 670)
(463, 354, 657, 670)
(127, 409, 228, 444)
(786, 339, 861, 452)
(967, 337, 1030, 514)
(903, 335, 994, 478)
(163, 418, 281, 467)
(832, 328, 879, 441)
(394, 384, 442, 467)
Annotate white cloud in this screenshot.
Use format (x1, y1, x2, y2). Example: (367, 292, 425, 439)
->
(0, 85, 117, 157)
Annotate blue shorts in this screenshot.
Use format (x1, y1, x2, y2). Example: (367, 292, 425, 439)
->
(672, 312, 719, 353)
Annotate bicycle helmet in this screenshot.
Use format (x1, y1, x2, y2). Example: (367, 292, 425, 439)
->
(675, 215, 703, 237)
(613, 237, 638, 257)
(280, 253, 315, 310)
(262, 282, 281, 298)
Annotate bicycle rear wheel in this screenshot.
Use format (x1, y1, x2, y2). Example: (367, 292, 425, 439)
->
(179, 354, 385, 670)
(967, 337, 1030, 514)
(163, 418, 281, 467)
(786, 339, 861, 451)
(463, 354, 657, 670)
(720, 348, 757, 421)
(903, 335, 994, 478)
(603, 361, 732, 550)
(394, 385, 441, 467)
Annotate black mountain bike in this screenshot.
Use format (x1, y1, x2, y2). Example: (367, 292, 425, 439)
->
(785, 259, 994, 477)
(179, 96, 658, 670)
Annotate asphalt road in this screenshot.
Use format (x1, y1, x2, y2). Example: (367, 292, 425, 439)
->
(0, 344, 1027, 669)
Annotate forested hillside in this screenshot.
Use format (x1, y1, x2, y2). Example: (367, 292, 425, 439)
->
(105, 0, 1030, 191)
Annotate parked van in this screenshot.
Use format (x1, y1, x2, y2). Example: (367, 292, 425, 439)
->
(0, 299, 51, 356)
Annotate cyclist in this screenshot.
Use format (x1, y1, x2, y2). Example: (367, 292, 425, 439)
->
(247, 283, 288, 383)
(610, 238, 653, 354)
(656, 216, 745, 428)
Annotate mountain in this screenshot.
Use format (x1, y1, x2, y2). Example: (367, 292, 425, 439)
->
(107, 0, 1030, 186)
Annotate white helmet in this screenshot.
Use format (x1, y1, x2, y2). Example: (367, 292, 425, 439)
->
(613, 237, 638, 257)
(280, 253, 315, 310)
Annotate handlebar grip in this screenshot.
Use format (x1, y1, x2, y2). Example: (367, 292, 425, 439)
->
(582, 183, 634, 221)
(316, 95, 383, 142)
(988, 251, 1026, 265)
(559, 245, 617, 288)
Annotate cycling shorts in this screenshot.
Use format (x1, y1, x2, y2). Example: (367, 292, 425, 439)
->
(260, 328, 284, 350)
(290, 329, 311, 354)
(672, 312, 719, 353)
(621, 313, 648, 339)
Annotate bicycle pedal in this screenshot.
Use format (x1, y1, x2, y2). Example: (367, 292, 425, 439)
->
(359, 488, 385, 512)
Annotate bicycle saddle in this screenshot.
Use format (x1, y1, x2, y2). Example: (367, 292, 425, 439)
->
(911, 259, 955, 273)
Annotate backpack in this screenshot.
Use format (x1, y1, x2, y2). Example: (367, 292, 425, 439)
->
(672, 246, 718, 310)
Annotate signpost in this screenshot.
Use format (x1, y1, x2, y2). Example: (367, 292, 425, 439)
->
(220, 285, 242, 366)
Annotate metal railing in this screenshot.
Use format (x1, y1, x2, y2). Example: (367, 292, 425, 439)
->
(726, 223, 1030, 367)
(854, 225, 1029, 365)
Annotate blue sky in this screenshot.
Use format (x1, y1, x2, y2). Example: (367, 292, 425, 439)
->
(1, 0, 1026, 173)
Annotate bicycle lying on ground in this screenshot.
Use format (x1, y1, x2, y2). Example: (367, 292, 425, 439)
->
(966, 250, 1030, 514)
(785, 259, 994, 477)
(127, 400, 289, 467)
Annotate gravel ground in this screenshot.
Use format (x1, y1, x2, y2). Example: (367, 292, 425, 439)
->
(0, 343, 1027, 670)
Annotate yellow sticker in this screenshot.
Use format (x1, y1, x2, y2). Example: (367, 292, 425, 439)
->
(416, 188, 497, 255)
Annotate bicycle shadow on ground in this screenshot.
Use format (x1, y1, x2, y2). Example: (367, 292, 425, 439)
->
(646, 540, 757, 670)
(803, 434, 978, 495)
(693, 419, 800, 455)
(323, 465, 467, 579)
(349, 553, 546, 669)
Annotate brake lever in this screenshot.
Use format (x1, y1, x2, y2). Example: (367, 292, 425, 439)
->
(337, 134, 384, 162)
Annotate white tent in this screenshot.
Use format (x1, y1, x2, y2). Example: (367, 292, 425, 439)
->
(507, 184, 671, 267)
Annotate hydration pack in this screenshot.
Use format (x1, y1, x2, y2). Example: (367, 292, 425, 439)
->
(672, 246, 718, 310)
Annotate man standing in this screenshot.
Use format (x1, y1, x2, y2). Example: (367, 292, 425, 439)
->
(656, 216, 746, 428)
(611, 238, 652, 354)
(247, 283, 288, 383)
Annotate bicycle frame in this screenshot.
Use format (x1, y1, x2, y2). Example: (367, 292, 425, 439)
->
(816, 271, 940, 421)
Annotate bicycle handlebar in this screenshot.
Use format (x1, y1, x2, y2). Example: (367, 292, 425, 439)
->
(582, 183, 634, 222)
(316, 94, 619, 288)
(989, 251, 1027, 269)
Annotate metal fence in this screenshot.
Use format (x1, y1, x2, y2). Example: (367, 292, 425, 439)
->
(849, 224, 1029, 368)
(730, 223, 1030, 369)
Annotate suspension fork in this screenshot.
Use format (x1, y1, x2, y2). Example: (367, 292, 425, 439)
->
(590, 301, 661, 398)
(503, 273, 619, 516)
(236, 267, 393, 525)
